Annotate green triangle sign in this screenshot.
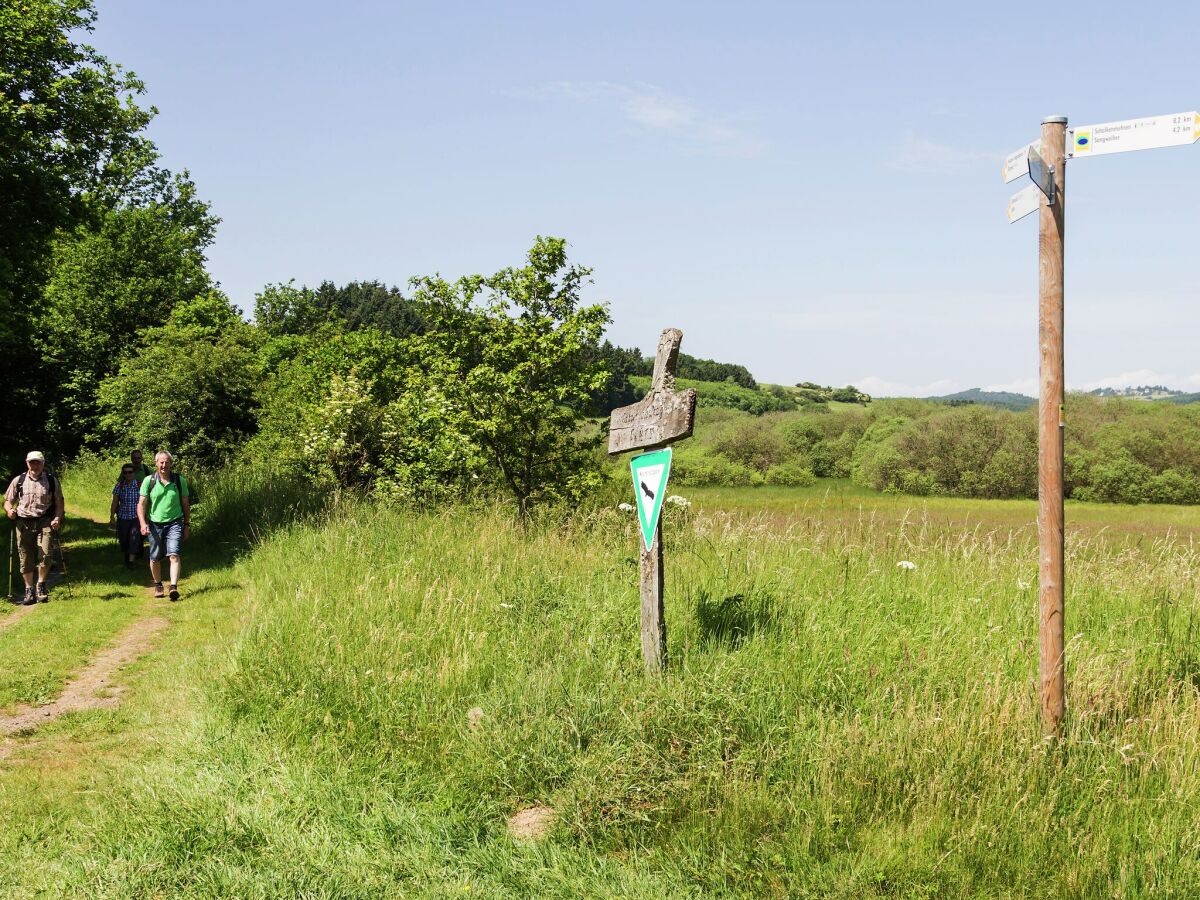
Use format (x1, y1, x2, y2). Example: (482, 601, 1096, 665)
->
(630, 448, 672, 551)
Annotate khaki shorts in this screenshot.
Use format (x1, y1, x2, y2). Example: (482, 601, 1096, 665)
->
(16, 516, 53, 574)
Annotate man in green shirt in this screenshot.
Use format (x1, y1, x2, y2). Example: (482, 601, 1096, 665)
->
(138, 450, 191, 602)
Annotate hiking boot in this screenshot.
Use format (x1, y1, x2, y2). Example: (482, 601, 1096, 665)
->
(22, 587, 36, 606)
(153, 582, 165, 599)
(168, 584, 180, 602)
(36, 581, 49, 602)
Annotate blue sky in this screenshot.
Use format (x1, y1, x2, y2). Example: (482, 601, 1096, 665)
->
(91, 0, 1200, 395)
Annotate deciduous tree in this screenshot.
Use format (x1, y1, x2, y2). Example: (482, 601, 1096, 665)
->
(410, 237, 611, 523)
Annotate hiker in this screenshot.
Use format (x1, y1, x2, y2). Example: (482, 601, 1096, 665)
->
(3, 451, 65, 605)
(138, 450, 190, 602)
(109, 463, 144, 568)
(126, 450, 151, 482)
(122, 451, 151, 559)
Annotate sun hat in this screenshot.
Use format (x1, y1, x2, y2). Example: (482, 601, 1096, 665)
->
(25, 451, 45, 463)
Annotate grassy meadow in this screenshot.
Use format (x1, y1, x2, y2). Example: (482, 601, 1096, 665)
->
(2, 465, 1200, 895)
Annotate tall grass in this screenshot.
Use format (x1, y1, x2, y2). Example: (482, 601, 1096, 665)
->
(197, 493, 1200, 895)
(11, 469, 1200, 895)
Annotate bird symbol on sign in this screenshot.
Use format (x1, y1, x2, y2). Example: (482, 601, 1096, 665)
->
(640, 480, 655, 501)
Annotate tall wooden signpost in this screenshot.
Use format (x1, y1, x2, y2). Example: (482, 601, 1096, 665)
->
(1003, 110, 1199, 734)
(608, 328, 697, 674)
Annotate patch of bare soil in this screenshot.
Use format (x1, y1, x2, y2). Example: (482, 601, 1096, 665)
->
(0, 616, 169, 749)
(507, 804, 555, 841)
(0, 605, 34, 633)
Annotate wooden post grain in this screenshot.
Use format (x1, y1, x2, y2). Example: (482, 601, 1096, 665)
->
(609, 327, 696, 675)
(1038, 116, 1067, 734)
(640, 518, 666, 674)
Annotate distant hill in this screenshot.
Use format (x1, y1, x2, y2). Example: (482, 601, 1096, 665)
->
(927, 388, 1035, 411)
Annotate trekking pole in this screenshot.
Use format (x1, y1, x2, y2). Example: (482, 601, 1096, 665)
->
(54, 527, 67, 577)
(6, 525, 12, 603)
(51, 526, 72, 601)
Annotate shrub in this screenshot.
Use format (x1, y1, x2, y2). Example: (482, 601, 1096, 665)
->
(713, 419, 789, 473)
(765, 460, 817, 487)
(673, 450, 764, 487)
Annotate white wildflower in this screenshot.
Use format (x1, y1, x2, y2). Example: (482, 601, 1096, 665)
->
(896, 560, 916, 571)
(617, 503, 634, 512)
(666, 495, 691, 508)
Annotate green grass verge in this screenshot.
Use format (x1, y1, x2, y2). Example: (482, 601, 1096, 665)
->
(3, 476, 1200, 895)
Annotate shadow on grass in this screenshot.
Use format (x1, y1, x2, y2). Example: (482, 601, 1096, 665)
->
(4, 512, 243, 604)
(695, 587, 777, 649)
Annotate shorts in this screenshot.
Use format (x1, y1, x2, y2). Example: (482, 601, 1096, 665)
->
(147, 519, 183, 561)
(16, 516, 53, 574)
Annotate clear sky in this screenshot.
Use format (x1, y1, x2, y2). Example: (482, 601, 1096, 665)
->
(91, 0, 1199, 396)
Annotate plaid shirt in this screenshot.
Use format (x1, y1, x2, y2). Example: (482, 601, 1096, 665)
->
(113, 479, 141, 519)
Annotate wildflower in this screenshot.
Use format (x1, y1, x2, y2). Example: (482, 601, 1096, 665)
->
(666, 495, 691, 508)
(617, 503, 634, 512)
(896, 560, 916, 571)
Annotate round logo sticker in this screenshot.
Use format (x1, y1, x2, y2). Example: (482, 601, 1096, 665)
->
(1076, 135, 1089, 147)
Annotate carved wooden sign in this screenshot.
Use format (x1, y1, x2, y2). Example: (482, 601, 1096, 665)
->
(608, 328, 697, 456)
(607, 327, 697, 675)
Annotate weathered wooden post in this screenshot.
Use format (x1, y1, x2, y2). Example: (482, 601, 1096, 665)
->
(1005, 110, 1200, 732)
(1037, 116, 1067, 735)
(608, 328, 697, 674)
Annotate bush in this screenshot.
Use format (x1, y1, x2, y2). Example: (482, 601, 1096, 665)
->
(712, 419, 789, 473)
(765, 460, 817, 487)
(673, 450, 764, 487)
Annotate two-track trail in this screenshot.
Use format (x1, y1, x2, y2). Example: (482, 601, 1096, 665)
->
(0, 500, 202, 764)
(0, 617, 169, 758)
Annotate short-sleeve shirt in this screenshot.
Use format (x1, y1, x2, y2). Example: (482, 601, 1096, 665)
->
(140, 473, 189, 524)
(112, 479, 141, 519)
(4, 472, 63, 519)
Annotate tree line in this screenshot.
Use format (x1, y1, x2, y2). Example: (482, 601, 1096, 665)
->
(673, 395, 1200, 504)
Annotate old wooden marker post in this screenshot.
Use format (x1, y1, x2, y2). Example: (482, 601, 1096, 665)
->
(608, 328, 697, 673)
(1003, 110, 1198, 733)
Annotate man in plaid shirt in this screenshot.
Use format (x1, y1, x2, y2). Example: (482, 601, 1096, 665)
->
(110, 464, 144, 568)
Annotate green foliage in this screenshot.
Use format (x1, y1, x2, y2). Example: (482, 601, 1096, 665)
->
(584, 340, 643, 414)
(0, 0, 158, 458)
(254, 279, 424, 340)
(672, 394, 1200, 504)
(795, 381, 872, 404)
(409, 236, 610, 520)
(375, 378, 487, 504)
(39, 185, 218, 451)
(251, 327, 413, 481)
(253, 280, 329, 338)
(713, 417, 789, 472)
(95, 292, 260, 468)
(632, 375, 797, 415)
(676, 352, 757, 389)
(852, 405, 1037, 499)
(313, 279, 424, 338)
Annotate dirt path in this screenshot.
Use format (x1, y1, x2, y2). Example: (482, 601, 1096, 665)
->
(0, 616, 169, 753)
(0, 605, 34, 633)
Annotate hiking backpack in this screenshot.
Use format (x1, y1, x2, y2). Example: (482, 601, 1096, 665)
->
(13, 470, 58, 510)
